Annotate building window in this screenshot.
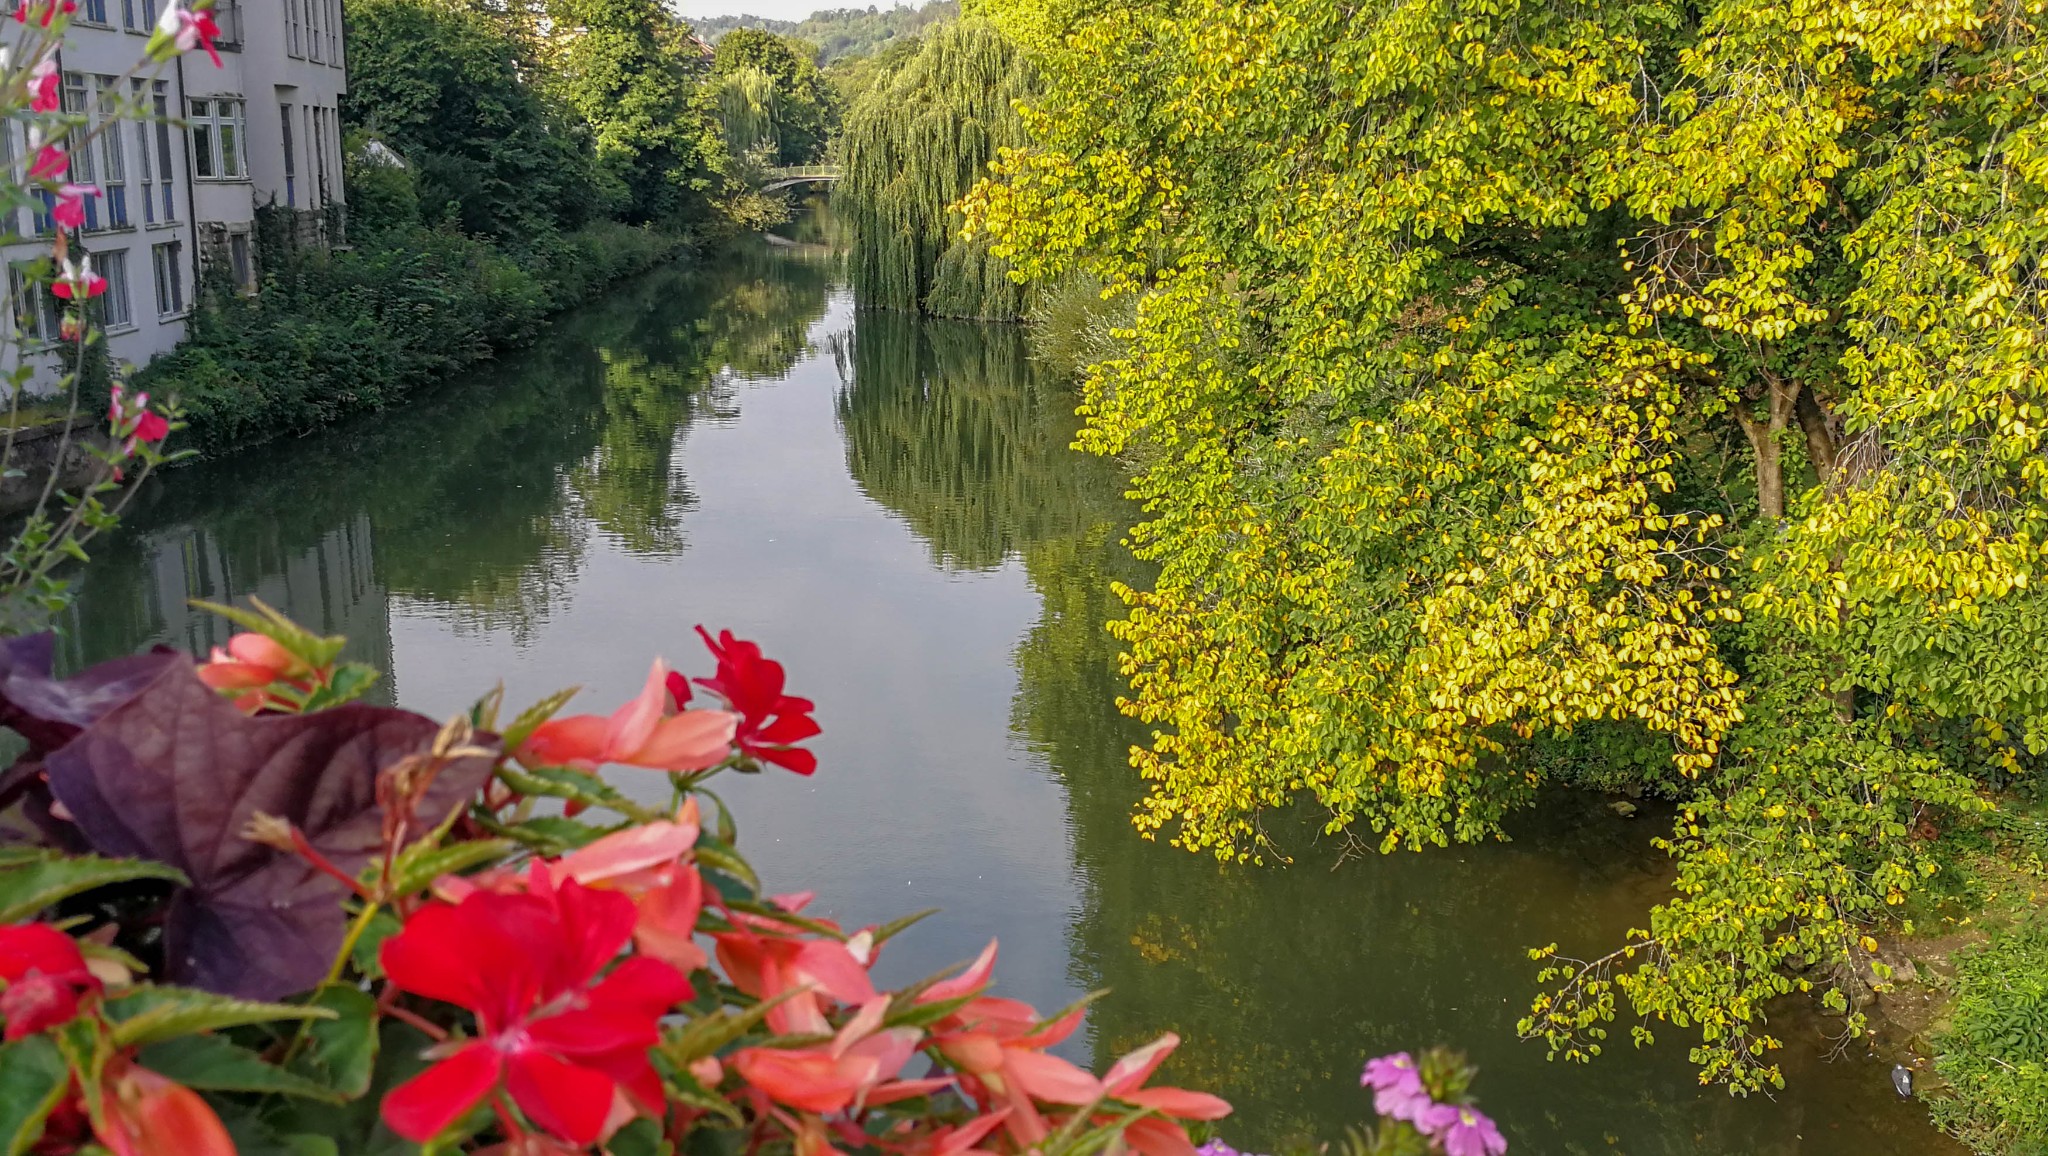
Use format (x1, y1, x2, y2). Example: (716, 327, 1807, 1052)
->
(285, 0, 303, 56)
(8, 270, 63, 344)
(188, 98, 246, 180)
(151, 241, 185, 317)
(312, 107, 331, 206)
(78, 0, 109, 24)
(280, 102, 296, 207)
(0, 122, 17, 239)
(120, 0, 150, 32)
(211, 0, 241, 49)
(132, 80, 176, 224)
(227, 231, 253, 292)
(90, 250, 131, 330)
(62, 74, 129, 230)
(327, 0, 339, 62)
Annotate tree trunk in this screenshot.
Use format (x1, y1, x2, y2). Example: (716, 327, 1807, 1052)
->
(1797, 388, 1839, 485)
(1736, 374, 1802, 521)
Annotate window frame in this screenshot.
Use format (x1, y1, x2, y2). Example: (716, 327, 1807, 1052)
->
(187, 97, 248, 182)
(151, 240, 186, 318)
(90, 249, 132, 331)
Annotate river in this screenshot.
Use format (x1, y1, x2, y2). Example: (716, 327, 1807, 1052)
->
(63, 225, 1957, 1154)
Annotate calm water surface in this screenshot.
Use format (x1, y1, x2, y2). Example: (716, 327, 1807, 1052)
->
(66, 231, 1956, 1155)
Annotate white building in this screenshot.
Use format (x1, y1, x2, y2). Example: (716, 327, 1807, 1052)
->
(4, 0, 348, 394)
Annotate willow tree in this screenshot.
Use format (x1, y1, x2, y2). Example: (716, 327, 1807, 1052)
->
(967, 0, 2048, 1094)
(709, 66, 782, 162)
(837, 19, 1033, 319)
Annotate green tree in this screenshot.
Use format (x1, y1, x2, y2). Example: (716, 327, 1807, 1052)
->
(709, 28, 837, 165)
(967, 0, 2048, 1094)
(542, 0, 729, 225)
(343, 0, 608, 235)
(838, 19, 1034, 319)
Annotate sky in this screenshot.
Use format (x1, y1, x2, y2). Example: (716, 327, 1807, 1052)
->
(674, 0, 914, 21)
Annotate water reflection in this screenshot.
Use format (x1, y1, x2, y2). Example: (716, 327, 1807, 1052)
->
(62, 235, 1956, 1156)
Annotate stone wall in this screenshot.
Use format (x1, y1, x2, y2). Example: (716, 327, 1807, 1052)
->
(0, 416, 113, 516)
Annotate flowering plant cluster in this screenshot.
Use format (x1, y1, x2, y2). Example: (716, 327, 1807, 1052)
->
(1192, 1050, 1505, 1156)
(0, 602, 1238, 1156)
(0, 0, 203, 633)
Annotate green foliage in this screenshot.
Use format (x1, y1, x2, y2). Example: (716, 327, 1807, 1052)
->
(0, 850, 187, 924)
(0, 1037, 70, 1156)
(968, 0, 2048, 1098)
(1934, 924, 2048, 1155)
(709, 29, 837, 165)
(838, 19, 1033, 319)
(543, 0, 730, 226)
(343, 0, 610, 236)
(699, 3, 959, 65)
(135, 216, 687, 456)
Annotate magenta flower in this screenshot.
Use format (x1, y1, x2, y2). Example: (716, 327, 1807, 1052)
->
(28, 57, 58, 112)
(28, 142, 65, 181)
(1421, 1104, 1507, 1156)
(51, 183, 98, 229)
(1360, 1052, 1429, 1122)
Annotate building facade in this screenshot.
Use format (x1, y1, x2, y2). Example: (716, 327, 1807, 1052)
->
(3, 0, 347, 393)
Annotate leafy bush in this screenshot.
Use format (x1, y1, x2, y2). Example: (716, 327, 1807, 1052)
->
(134, 219, 688, 455)
(1934, 926, 2048, 1155)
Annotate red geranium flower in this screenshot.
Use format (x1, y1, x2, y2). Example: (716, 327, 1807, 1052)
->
(0, 922, 99, 1039)
(693, 627, 821, 774)
(379, 875, 692, 1145)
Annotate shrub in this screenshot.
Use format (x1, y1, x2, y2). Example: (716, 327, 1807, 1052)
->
(1933, 926, 2048, 1155)
(136, 220, 689, 455)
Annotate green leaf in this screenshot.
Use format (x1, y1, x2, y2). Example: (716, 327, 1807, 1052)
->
(496, 765, 662, 823)
(191, 597, 347, 669)
(103, 987, 334, 1048)
(871, 908, 938, 947)
(475, 813, 607, 854)
(498, 687, 580, 754)
(658, 989, 800, 1068)
(137, 1035, 346, 1102)
(693, 841, 761, 896)
(608, 1117, 674, 1156)
(0, 1036, 70, 1156)
(350, 910, 404, 980)
(299, 663, 383, 712)
(269, 1020, 436, 1156)
(379, 838, 512, 899)
(286, 984, 380, 1099)
(0, 853, 188, 923)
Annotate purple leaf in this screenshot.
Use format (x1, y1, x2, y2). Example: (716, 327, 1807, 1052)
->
(0, 632, 181, 753)
(46, 661, 498, 999)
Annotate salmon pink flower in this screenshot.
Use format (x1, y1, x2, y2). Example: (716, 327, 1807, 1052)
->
(93, 1062, 236, 1156)
(693, 627, 820, 774)
(195, 631, 313, 711)
(733, 996, 947, 1115)
(0, 922, 99, 1039)
(930, 983, 1099, 1148)
(519, 659, 735, 775)
(1096, 1034, 1231, 1156)
(28, 56, 58, 112)
(713, 897, 877, 1036)
(379, 877, 692, 1145)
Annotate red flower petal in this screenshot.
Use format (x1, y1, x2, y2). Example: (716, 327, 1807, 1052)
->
(524, 1008, 660, 1059)
(586, 955, 694, 1019)
(380, 1043, 502, 1143)
(506, 1048, 615, 1144)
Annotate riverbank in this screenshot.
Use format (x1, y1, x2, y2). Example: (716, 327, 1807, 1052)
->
(1862, 793, 2048, 1154)
(131, 216, 698, 457)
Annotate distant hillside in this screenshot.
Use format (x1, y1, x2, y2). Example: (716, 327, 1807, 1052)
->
(693, 2, 957, 64)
